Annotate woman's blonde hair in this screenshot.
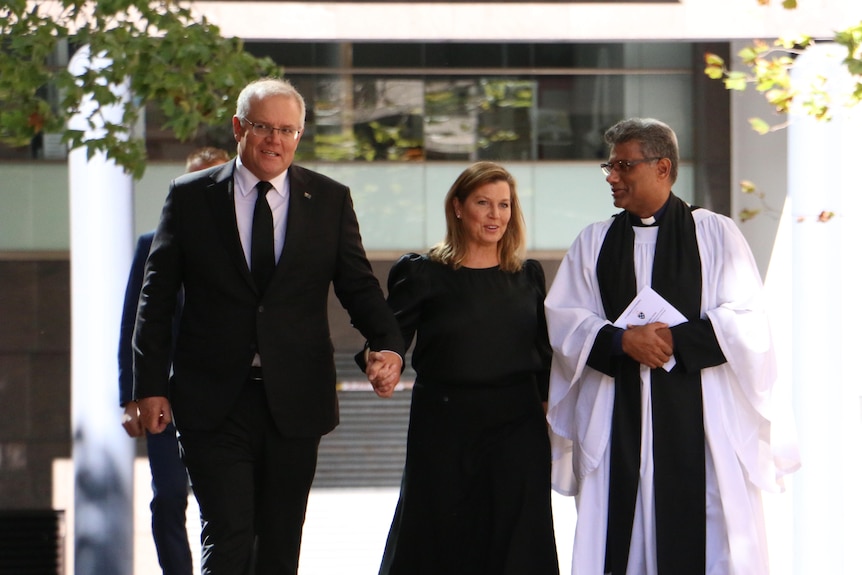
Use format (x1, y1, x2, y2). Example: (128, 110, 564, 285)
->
(429, 161, 526, 272)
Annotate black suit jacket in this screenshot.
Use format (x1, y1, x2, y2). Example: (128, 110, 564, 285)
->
(132, 161, 404, 437)
(119, 232, 154, 407)
(119, 232, 183, 407)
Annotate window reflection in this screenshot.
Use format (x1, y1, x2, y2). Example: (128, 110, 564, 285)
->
(213, 41, 693, 163)
(425, 80, 479, 160)
(476, 79, 534, 161)
(0, 42, 695, 163)
(354, 79, 424, 161)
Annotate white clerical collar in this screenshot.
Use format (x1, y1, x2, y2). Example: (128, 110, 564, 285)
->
(641, 216, 656, 226)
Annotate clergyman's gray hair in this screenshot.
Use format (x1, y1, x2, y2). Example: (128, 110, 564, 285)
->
(604, 117, 679, 184)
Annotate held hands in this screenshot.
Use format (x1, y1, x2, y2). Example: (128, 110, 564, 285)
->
(137, 396, 173, 434)
(621, 322, 674, 369)
(366, 350, 402, 398)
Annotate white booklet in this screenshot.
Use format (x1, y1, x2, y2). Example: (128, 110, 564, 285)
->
(612, 286, 687, 371)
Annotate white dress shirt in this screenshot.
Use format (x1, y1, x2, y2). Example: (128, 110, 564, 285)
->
(232, 157, 290, 270)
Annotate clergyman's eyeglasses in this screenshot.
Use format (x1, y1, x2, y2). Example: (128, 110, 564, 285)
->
(600, 157, 661, 176)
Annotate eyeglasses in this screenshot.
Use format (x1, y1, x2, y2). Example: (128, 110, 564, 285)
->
(600, 157, 661, 176)
(241, 117, 302, 141)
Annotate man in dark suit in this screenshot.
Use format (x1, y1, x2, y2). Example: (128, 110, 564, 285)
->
(133, 78, 405, 575)
(118, 147, 230, 575)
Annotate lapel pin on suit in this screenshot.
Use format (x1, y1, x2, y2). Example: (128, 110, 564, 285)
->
(304, 192, 312, 199)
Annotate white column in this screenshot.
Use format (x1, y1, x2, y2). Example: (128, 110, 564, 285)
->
(788, 42, 862, 575)
(67, 45, 136, 575)
(732, 42, 797, 573)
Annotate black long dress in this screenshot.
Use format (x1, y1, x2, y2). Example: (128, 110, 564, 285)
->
(379, 253, 560, 575)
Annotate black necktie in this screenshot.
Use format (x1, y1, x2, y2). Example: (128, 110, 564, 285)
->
(251, 181, 275, 293)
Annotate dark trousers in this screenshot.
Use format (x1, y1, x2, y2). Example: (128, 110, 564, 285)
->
(147, 422, 194, 575)
(178, 379, 320, 575)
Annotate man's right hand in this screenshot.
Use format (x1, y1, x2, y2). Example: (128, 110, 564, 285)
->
(138, 396, 173, 434)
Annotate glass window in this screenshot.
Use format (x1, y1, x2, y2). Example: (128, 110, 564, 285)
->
(0, 41, 696, 163)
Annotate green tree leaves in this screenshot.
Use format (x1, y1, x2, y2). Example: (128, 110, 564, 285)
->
(703, 23, 860, 132)
(702, 2, 860, 223)
(0, 0, 282, 178)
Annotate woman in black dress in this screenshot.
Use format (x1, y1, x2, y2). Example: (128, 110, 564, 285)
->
(370, 161, 559, 575)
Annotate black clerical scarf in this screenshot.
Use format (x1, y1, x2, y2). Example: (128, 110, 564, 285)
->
(595, 193, 707, 574)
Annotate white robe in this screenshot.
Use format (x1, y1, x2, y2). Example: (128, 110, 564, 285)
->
(545, 208, 800, 575)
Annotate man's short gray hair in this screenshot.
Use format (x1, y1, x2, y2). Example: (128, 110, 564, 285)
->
(236, 78, 306, 128)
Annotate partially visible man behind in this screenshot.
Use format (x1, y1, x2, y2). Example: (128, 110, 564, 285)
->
(185, 146, 232, 174)
(544, 118, 799, 575)
(118, 146, 231, 575)
(132, 77, 405, 575)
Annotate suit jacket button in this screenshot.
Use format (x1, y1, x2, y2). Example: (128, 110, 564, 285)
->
(258, 305, 265, 313)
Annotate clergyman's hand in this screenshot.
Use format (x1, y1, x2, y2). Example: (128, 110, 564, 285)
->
(621, 322, 673, 369)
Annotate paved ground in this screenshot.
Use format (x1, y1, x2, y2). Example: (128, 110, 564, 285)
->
(137, 478, 576, 574)
(53, 455, 575, 574)
(57, 457, 794, 574)
(301, 488, 575, 575)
